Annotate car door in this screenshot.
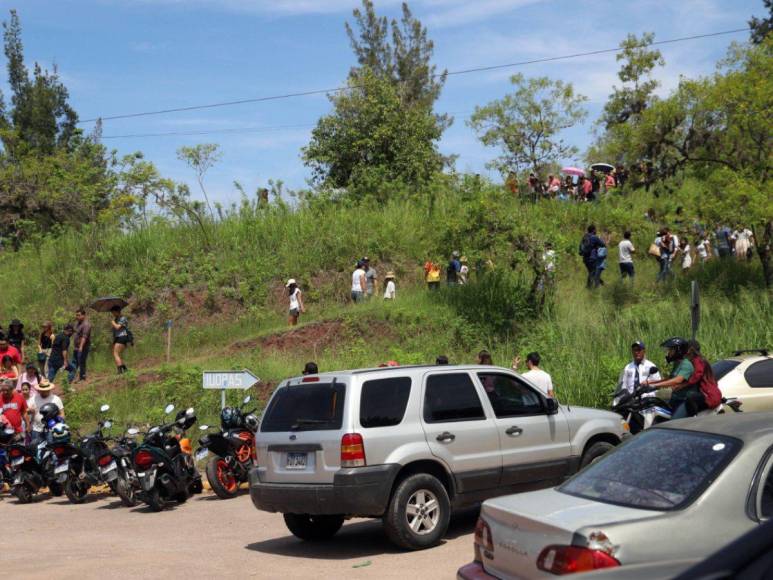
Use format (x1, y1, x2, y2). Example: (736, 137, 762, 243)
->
(421, 371, 501, 494)
(475, 371, 571, 487)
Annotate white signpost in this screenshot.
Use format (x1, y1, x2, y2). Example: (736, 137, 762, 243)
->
(203, 369, 260, 409)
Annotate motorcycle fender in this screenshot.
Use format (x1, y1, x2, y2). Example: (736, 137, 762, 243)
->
(202, 434, 231, 458)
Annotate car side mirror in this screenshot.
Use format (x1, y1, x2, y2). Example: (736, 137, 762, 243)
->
(545, 398, 559, 415)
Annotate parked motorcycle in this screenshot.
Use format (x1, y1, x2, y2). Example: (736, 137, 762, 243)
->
(0, 423, 15, 490)
(197, 395, 259, 499)
(111, 428, 141, 507)
(7, 436, 63, 503)
(132, 404, 203, 511)
(54, 404, 118, 504)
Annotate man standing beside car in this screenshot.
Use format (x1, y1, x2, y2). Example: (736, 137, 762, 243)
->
(619, 341, 661, 395)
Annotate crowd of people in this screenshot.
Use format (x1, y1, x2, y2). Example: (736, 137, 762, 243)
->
(507, 165, 630, 203)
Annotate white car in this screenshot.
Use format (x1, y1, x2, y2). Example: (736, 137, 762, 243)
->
(714, 349, 773, 412)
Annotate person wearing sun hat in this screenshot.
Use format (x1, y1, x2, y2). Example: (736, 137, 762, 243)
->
(383, 271, 396, 300)
(28, 378, 64, 445)
(459, 256, 469, 284)
(286, 278, 305, 326)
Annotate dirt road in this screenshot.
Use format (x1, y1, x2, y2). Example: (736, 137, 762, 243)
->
(3, 489, 477, 579)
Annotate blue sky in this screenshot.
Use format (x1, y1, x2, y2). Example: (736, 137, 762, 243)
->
(2, 0, 763, 205)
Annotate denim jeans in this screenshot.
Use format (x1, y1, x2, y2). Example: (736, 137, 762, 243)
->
(657, 252, 672, 282)
(68, 344, 90, 381)
(48, 360, 74, 382)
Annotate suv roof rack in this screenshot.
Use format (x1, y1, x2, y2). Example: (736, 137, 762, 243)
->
(732, 349, 769, 357)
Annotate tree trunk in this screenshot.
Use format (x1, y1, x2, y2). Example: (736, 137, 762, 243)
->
(755, 220, 773, 290)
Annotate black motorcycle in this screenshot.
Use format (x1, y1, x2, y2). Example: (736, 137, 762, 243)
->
(7, 437, 63, 503)
(132, 404, 202, 512)
(110, 428, 141, 507)
(198, 395, 259, 499)
(55, 404, 118, 504)
(0, 423, 16, 489)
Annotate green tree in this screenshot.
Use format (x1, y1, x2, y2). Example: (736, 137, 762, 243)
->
(177, 143, 221, 218)
(750, 0, 773, 44)
(304, 1, 448, 196)
(468, 73, 587, 177)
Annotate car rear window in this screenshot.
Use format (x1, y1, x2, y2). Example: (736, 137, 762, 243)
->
(360, 377, 412, 428)
(560, 429, 741, 511)
(745, 360, 773, 388)
(261, 383, 345, 432)
(712, 359, 741, 381)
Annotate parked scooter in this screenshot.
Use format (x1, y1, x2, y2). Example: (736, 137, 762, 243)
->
(132, 404, 203, 511)
(197, 395, 259, 499)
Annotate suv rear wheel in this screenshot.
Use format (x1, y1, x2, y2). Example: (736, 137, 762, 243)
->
(383, 473, 450, 550)
(283, 513, 345, 541)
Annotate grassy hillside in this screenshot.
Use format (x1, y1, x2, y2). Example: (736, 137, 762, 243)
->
(1, 181, 770, 431)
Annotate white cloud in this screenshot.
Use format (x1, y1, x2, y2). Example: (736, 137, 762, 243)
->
(425, 0, 546, 29)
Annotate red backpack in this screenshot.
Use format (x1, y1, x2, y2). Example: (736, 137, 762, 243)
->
(689, 357, 722, 409)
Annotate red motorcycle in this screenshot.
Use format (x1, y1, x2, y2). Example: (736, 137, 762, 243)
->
(198, 396, 259, 499)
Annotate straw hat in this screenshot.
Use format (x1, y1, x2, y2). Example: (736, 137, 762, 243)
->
(385, 271, 396, 279)
(285, 278, 297, 287)
(37, 379, 55, 392)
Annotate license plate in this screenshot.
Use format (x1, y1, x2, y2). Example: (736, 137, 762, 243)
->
(13, 475, 21, 485)
(11, 457, 23, 466)
(285, 452, 307, 470)
(100, 461, 117, 473)
(54, 462, 69, 474)
(195, 448, 209, 461)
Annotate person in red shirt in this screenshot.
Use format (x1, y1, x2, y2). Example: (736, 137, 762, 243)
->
(0, 335, 22, 366)
(1, 378, 29, 436)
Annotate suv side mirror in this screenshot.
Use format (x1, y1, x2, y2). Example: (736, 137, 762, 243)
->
(545, 398, 559, 415)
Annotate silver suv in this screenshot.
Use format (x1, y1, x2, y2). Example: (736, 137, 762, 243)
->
(249, 365, 625, 550)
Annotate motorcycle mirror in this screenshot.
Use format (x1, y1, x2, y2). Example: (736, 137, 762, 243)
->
(127, 428, 139, 435)
(649, 367, 659, 375)
(199, 425, 209, 431)
(243, 395, 252, 405)
(164, 403, 175, 415)
(100, 404, 110, 413)
(185, 407, 195, 418)
(103, 420, 113, 429)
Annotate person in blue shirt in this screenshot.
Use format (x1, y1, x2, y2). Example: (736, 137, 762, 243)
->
(579, 225, 606, 288)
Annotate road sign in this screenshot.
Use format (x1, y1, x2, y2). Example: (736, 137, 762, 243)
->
(691, 281, 700, 340)
(203, 370, 260, 390)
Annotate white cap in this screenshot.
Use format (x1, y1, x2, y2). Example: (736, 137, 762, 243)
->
(286, 278, 296, 287)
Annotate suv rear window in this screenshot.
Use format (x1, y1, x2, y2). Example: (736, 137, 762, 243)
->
(360, 377, 412, 428)
(712, 359, 741, 381)
(261, 383, 345, 432)
(424, 373, 485, 423)
(745, 360, 773, 388)
(560, 429, 741, 511)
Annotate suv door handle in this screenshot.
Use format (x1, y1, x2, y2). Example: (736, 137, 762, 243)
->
(436, 432, 456, 442)
(506, 426, 523, 436)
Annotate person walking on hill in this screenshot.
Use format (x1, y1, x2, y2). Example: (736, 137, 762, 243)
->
(447, 251, 461, 286)
(655, 228, 676, 282)
(7, 320, 25, 361)
(512, 352, 554, 398)
(69, 308, 92, 383)
(424, 260, 441, 290)
(47, 324, 74, 382)
(38, 321, 54, 373)
(696, 237, 711, 265)
(351, 260, 366, 303)
(110, 305, 132, 374)
(362, 257, 378, 298)
(618, 230, 635, 280)
(383, 272, 396, 300)
(732, 226, 754, 261)
(459, 257, 469, 284)
(677, 238, 693, 272)
(0, 334, 22, 376)
(579, 225, 606, 289)
(286, 279, 305, 326)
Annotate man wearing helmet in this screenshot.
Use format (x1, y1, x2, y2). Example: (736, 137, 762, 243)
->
(28, 379, 64, 445)
(644, 337, 699, 420)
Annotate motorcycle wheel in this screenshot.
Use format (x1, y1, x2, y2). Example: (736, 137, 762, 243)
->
(48, 482, 64, 497)
(13, 483, 34, 504)
(115, 471, 139, 507)
(206, 456, 239, 499)
(144, 486, 168, 512)
(64, 472, 90, 504)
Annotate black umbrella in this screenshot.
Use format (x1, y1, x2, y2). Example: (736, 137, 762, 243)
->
(590, 162, 615, 173)
(90, 296, 128, 313)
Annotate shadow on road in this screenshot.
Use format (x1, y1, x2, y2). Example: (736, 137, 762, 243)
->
(245, 507, 479, 560)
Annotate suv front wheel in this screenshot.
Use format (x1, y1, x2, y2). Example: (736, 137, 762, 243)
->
(283, 513, 345, 541)
(383, 473, 451, 550)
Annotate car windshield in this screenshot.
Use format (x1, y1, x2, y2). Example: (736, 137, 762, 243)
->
(560, 429, 741, 511)
(260, 383, 345, 432)
(712, 359, 741, 381)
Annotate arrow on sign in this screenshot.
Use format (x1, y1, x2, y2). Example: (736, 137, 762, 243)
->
(202, 369, 260, 390)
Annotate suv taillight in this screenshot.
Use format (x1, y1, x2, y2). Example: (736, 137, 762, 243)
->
(537, 545, 620, 575)
(340, 433, 366, 468)
(473, 517, 493, 562)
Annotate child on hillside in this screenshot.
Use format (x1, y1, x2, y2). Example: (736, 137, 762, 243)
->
(384, 272, 396, 300)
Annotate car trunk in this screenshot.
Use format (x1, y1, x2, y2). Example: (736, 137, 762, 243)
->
(257, 379, 347, 485)
(479, 489, 661, 579)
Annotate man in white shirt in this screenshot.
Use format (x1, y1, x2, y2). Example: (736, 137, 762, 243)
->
(28, 379, 64, 445)
(618, 341, 661, 395)
(618, 230, 635, 279)
(351, 260, 366, 303)
(513, 352, 554, 398)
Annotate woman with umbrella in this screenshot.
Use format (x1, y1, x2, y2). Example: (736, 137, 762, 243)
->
(91, 297, 132, 374)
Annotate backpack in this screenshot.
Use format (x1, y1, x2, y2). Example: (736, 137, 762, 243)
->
(579, 234, 592, 257)
(690, 357, 722, 408)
